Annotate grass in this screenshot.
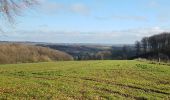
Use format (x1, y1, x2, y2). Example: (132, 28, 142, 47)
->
(0, 60, 170, 100)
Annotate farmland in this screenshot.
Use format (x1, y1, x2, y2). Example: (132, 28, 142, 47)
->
(0, 60, 170, 99)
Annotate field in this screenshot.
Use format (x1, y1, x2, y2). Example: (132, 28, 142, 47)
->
(0, 60, 170, 100)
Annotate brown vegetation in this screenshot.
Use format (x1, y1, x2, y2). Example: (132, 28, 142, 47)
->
(0, 44, 73, 64)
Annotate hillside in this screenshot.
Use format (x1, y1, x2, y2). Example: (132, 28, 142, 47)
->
(0, 44, 73, 64)
(0, 60, 169, 99)
(38, 44, 113, 60)
(0, 41, 135, 60)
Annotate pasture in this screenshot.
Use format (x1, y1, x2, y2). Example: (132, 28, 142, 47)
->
(0, 60, 170, 99)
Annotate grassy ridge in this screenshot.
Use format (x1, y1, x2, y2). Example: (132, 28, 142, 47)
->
(0, 60, 170, 99)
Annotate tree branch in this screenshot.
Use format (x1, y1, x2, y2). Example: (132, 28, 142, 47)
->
(0, 0, 37, 22)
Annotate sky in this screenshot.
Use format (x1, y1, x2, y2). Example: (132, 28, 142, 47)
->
(1, 0, 170, 44)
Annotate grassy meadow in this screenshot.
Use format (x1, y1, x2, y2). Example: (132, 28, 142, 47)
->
(0, 60, 170, 99)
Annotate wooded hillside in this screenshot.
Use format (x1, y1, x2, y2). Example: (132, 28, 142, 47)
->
(135, 32, 170, 61)
(0, 44, 73, 64)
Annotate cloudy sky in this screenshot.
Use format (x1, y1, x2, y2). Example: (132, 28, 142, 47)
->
(1, 0, 170, 44)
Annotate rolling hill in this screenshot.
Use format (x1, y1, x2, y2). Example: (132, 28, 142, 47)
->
(0, 44, 73, 64)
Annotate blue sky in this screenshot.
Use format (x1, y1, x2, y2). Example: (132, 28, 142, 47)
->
(1, 0, 170, 44)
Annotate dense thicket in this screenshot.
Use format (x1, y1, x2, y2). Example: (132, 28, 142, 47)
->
(135, 32, 170, 61)
(0, 44, 73, 64)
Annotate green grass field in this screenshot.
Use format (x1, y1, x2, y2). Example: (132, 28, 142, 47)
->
(0, 60, 170, 100)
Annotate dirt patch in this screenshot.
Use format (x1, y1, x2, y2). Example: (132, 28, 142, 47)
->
(0, 88, 15, 94)
(94, 87, 132, 98)
(94, 87, 147, 100)
(50, 76, 148, 100)
(34, 76, 58, 80)
(81, 77, 170, 95)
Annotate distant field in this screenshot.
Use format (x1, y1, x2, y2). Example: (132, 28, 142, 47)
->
(0, 61, 170, 99)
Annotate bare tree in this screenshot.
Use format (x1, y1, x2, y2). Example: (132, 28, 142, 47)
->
(135, 41, 141, 56)
(122, 45, 129, 59)
(0, 0, 37, 22)
(141, 37, 148, 54)
(136, 32, 170, 61)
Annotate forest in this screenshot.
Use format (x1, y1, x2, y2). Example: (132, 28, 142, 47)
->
(135, 32, 170, 62)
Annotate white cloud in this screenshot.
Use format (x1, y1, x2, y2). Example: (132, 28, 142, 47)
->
(117, 27, 170, 38)
(38, 0, 64, 13)
(112, 15, 148, 21)
(70, 3, 90, 15)
(38, 1, 90, 15)
(148, 0, 159, 8)
(2, 26, 170, 44)
(95, 15, 148, 22)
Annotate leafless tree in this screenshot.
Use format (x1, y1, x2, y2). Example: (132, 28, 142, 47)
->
(135, 41, 141, 56)
(0, 0, 37, 22)
(137, 32, 170, 61)
(141, 37, 148, 53)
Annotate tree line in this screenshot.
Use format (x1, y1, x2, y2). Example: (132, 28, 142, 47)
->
(135, 32, 170, 61)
